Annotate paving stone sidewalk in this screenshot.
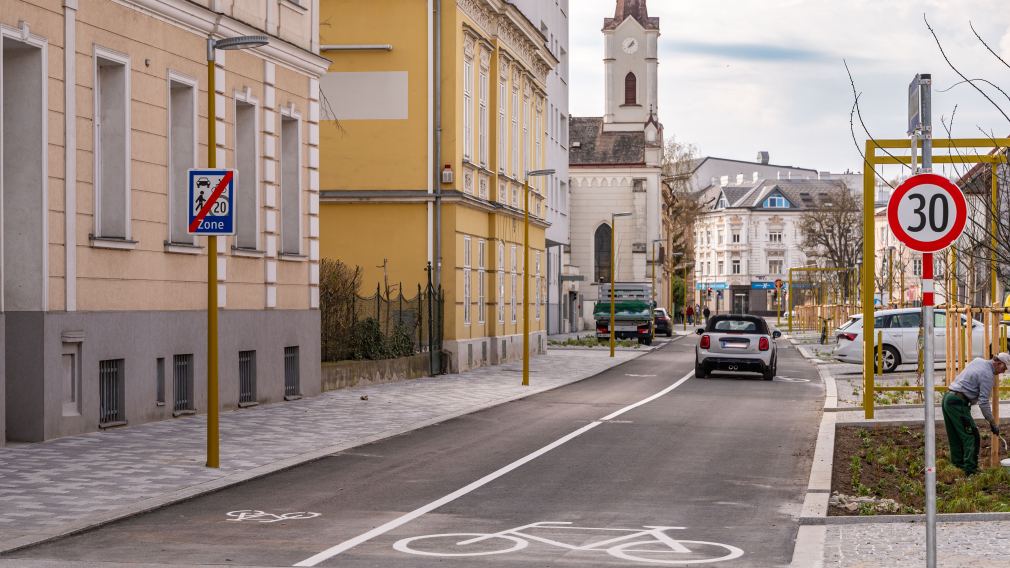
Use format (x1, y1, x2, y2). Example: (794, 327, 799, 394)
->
(0, 347, 645, 553)
(825, 521, 1010, 567)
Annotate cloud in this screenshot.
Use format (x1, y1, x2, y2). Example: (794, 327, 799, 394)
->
(664, 40, 834, 63)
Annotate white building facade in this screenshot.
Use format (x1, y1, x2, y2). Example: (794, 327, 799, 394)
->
(512, 0, 575, 334)
(693, 179, 849, 315)
(569, 0, 665, 328)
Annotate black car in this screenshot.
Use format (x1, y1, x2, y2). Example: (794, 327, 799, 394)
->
(653, 308, 673, 337)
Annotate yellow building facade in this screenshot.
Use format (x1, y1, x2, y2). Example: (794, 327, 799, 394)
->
(319, 0, 555, 372)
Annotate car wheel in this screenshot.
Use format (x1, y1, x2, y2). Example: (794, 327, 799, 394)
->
(695, 360, 707, 378)
(667, 330, 673, 337)
(876, 345, 901, 373)
(643, 337, 653, 346)
(762, 361, 775, 381)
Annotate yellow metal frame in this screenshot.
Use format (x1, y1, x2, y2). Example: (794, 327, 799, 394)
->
(861, 138, 1010, 420)
(787, 266, 854, 332)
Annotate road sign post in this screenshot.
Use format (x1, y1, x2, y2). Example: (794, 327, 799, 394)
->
(890, 73, 964, 568)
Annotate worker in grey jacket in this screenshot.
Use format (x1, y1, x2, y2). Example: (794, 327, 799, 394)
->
(942, 353, 1010, 475)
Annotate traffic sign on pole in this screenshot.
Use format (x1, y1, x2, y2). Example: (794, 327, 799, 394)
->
(188, 169, 236, 235)
(886, 173, 966, 254)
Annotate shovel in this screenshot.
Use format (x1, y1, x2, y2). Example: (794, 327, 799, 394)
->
(1000, 435, 1010, 469)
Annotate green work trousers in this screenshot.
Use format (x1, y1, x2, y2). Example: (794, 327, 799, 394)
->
(942, 391, 980, 475)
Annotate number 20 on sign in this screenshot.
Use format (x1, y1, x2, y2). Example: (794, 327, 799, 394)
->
(187, 169, 237, 236)
(887, 173, 967, 254)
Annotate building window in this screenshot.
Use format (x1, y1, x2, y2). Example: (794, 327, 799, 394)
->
(463, 57, 473, 161)
(769, 259, 783, 274)
(95, 50, 130, 239)
(717, 196, 728, 209)
(763, 194, 789, 208)
(769, 231, 783, 243)
(522, 95, 530, 177)
(535, 251, 542, 320)
(168, 76, 196, 244)
(281, 114, 301, 254)
(464, 236, 472, 325)
(625, 72, 637, 105)
(173, 354, 194, 413)
(235, 99, 258, 250)
(498, 78, 506, 172)
(62, 344, 82, 416)
(536, 107, 543, 179)
(478, 240, 486, 324)
(99, 359, 126, 425)
(732, 260, 741, 274)
(913, 258, 923, 276)
(511, 245, 518, 323)
(731, 232, 740, 243)
(511, 87, 519, 176)
(717, 261, 724, 275)
(284, 346, 300, 398)
(497, 242, 505, 323)
(717, 231, 723, 245)
(594, 224, 612, 283)
(239, 350, 257, 404)
(479, 66, 488, 166)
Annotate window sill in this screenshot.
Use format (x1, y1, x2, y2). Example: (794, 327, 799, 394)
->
(284, 394, 303, 401)
(280, 0, 307, 14)
(620, 104, 642, 108)
(155, 402, 165, 407)
(232, 246, 266, 258)
(164, 241, 202, 255)
(90, 235, 138, 250)
(279, 253, 308, 262)
(172, 409, 196, 418)
(99, 420, 128, 429)
(238, 401, 260, 408)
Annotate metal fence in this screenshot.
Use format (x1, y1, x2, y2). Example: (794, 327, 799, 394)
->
(99, 359, 125, 425)
(239, 350, 256, 404)
(321, 282, 444, 362)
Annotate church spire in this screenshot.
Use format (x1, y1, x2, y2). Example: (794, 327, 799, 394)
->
(604, 0, 659, 30)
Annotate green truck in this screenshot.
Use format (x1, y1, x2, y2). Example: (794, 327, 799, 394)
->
(594, 299, 655, 345)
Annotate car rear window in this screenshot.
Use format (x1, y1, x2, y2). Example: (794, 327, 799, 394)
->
(706, 316, 768, 335)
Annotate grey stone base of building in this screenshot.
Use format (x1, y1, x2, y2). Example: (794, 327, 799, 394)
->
(445, 332, 547, 373)
(3, 309, 320, 444)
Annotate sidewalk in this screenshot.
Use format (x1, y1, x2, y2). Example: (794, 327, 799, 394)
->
(786, 333, 1010, 567)
(0, 347, 649, 554)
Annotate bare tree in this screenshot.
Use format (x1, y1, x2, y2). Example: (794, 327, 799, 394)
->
(797, 189, 863, 300)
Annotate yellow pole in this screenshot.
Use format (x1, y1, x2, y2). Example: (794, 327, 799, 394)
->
(788, 268, 793, 332)
(609, 216, 616, 358)
(522, 177, 530, 386)
(878, 330, 884, 377)
(993, 164, 999, 307)
(863, 141, 876, 419)
(682, 263, 688, 332)
(651, 242, 656, 337)
(888, 248, 894, 307)
(900, 267, 905, 309)
(205, 46, 219, 469)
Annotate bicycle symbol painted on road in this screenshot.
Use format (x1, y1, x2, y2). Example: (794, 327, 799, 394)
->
(226, 510, 320, 524)
(392, 521, 743, 565)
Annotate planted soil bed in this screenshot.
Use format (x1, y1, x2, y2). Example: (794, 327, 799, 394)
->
(831, 423, 1010, 515)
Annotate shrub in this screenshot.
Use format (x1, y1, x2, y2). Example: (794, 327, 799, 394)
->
(387, 324, 416, 358)
(350, 318, 389, 361)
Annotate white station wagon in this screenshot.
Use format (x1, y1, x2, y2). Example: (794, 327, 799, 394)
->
(833, 307, 985, 373)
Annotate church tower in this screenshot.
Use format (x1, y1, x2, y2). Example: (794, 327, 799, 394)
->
(602, 0, 659, 132)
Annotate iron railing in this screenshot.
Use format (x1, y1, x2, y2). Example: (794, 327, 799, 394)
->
(173, 354, 194, 412)
(239, 350, 256, 404)
(99, 359, 125, 425)
(284, 346, 299, 398)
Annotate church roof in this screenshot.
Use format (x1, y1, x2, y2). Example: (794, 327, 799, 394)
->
(569, 117, 647, 166)
(604, 0, 659, 31)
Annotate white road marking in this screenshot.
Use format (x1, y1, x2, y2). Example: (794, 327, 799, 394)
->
(227, 510, 320, 523)
(625, 374, 657, 377)
(292, 370, 695, 567)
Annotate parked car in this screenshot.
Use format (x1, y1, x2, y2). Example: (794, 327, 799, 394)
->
(595, 300, 655, 345)
(654, 308, 673, 337)
(695, 314, 781, 380)
(833, 307, 985, 373)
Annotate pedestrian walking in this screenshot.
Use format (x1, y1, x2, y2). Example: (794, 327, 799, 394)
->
(702, 306, 711, 323)
(941, 353, 1009, 476)
(686, 305, 694, 325)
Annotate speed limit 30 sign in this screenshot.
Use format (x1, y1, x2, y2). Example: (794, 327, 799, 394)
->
(886, 173, 967, 253)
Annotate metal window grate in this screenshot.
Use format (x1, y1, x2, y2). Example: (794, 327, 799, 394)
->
(173, 354, 194, 412)
(156, 358, 165, 405)
(99, 359, 125, 425)
(284, 346, 300, 398)
(239, 350, 256, 404)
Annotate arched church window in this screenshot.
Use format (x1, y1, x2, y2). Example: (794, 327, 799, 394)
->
(625, 72, 637, 105)
(595, 224, 612, 283)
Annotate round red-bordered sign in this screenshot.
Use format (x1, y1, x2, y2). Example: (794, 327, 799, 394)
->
(886, 173, 967, 253)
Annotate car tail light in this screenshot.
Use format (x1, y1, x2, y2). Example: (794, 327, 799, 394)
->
(838, 332, 857, 342)
(759, 337, 770, 351)
(700, 335, 711, 349)
(597, 324, 608, 334)
(638, 324, 650, 334)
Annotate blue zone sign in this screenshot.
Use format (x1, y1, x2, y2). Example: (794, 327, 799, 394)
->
(187, 169, 236, 235)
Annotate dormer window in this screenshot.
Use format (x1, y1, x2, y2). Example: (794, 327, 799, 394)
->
(762, 194, 789, 208)
(717, 196, 728, 209)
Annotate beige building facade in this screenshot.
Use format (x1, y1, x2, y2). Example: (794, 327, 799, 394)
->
(0, 0, 328, 444)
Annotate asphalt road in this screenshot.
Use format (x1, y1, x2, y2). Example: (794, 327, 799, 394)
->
(6, 334, 823, 568)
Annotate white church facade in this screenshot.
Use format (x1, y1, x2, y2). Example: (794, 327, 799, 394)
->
(569, 0, 666, 328)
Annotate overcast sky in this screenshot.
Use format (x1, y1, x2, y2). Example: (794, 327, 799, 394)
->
(569, 0, 1010, 176)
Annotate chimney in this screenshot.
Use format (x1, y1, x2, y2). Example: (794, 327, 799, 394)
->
(720, 175, 729, 186)
(757, 151, 770, 165)
(736, 174, 744, 184)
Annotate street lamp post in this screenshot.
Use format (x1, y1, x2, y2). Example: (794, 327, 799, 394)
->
(610, 212, 633, 357)
(672, 252, 685, 330)
(522, 169, 554, 387)
(203, 34, 268, 469)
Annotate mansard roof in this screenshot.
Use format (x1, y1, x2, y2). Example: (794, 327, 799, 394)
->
(569, 117, 647, 166)
(696, 179, 849, 211)
(604, 0, 660, 31)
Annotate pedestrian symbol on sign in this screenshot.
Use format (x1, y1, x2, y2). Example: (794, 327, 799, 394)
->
(187, 169, 237, 236)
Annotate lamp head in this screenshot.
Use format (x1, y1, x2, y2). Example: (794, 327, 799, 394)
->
(526, 169, 555, 178)
(214, 35, 270, 50)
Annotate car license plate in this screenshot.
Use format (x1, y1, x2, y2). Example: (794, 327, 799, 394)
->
(721, 339, 749, 349)
(616, 325, 638, 332)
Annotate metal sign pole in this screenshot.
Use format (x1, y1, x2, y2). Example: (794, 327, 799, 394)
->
(918, 73, 937, 568)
